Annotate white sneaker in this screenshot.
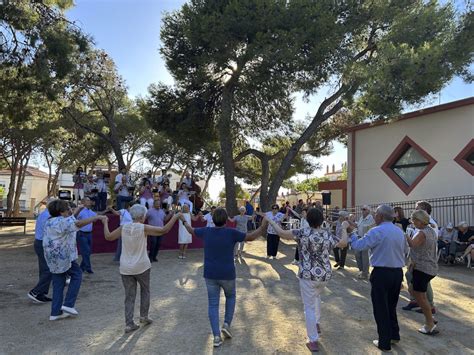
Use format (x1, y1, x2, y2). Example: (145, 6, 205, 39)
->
(213, 335, 223, 347)
(291, 259, 299, 265)
(61, 306, 78, 315)
(222, 322, 232, 339)
(49, 313, 71, 321)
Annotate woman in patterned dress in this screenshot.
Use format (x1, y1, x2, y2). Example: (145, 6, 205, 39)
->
(263, 208, 349, 352)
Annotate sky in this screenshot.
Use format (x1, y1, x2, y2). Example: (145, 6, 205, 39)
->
(65, 0, 473, 200)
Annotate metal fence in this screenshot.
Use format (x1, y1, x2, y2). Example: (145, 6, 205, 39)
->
(345, 195, 473, 228)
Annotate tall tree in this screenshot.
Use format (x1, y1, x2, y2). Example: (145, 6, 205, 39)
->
(64, 50, 130, 170)
(161, 0, 473, 211)
(0, 0, 89, 215)
(160, 1, 296, 214)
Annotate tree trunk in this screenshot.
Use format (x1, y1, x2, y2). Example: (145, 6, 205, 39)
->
(110, 138, 126, 171)
(201, 162, 217, 197)
(13, 153, 30, 216)
(218, 86, 237, 216)
(259, 157, 271, 212)
(5, 155, 19, 217)
(249, 186, 261, 204)
(266, 93, 346, 207)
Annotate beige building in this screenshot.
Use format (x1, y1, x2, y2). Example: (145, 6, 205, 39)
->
(0, 166, 49, 214)
(347, 97, 474, 208)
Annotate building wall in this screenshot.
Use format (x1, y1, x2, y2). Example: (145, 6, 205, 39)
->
(348, 104, 474, 206)
(0, 175, 48, 212)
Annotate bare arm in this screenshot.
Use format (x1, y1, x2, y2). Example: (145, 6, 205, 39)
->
(144, 213, 180, 236)
(245, 220, 268, 241)
(74, 215, 101, 229)
(181, 217, 195, 235)
(104, 220, 122, 241)
(406, 230, 426, 248)
(265, 217, 294, 240)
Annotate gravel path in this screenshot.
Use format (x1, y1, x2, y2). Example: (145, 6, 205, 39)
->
(0, 229, 472, 354)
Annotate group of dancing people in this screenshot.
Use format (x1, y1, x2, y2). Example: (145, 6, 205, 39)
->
(27, 189, 457, 352)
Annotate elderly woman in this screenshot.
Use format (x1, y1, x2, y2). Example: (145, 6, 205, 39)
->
(179, 208, 268, 347)
(405, 210, 439, 335)
(263, 208, 349, 352)
(43, 199, 106, 321)
(333, 210, 352, 270)
(103, 204, 180, 333)
(264, 204, 289, 259)
(228, 206, 253, 258)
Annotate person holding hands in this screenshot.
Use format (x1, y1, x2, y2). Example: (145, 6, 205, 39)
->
(179, 208, 268, 347)
(103, 205, 180, 333)
(262, 208, 349, 352)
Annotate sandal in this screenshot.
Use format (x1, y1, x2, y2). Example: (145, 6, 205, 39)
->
(418, 324, 439, 335)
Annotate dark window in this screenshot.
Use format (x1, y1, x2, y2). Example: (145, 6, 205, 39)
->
(390, 147, 429, 186)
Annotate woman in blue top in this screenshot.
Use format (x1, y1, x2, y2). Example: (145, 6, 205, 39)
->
(180, 208, 268, 348)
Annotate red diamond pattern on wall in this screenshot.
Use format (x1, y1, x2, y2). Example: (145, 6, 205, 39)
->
(381, 136, 437, 195)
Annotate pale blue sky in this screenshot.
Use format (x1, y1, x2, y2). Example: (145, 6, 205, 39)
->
(66, 0, 473, 197)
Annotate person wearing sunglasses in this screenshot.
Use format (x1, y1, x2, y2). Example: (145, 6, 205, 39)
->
(264, 204, 289, 259)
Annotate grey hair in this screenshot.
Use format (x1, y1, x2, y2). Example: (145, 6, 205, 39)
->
(129, 204, 147, 221)
(376, 204, 395, 221)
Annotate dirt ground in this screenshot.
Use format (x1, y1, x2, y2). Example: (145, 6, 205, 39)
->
(0, 222, 473, 355)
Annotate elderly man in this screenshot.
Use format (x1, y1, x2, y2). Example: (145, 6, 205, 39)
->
(28, 199, 53, 303)
(350, 205, 407, 352)
(75, 197, 97, 274)
(146, 198, 172, 262)
(114, 175, 133, 210)
(355, 205, 375, 279)
(182, 171, 193, 188)
(438, 222, 457, 260)
(448, 221, 474, 263)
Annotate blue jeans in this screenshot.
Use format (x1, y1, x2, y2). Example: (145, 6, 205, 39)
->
(30, 239, 52, 295)
(77, 231, 93, 272)
(205, 278, 236, 336)
(117, 195, 133, 210)
(51, 261, 82, 316)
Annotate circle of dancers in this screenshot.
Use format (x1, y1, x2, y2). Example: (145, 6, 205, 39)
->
(28, 176, 473, 352)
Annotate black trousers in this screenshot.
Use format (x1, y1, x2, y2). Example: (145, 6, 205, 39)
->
(294, 247, 299, 261)
(149, 236, 162, 261)
(30, 239, 52, 295)
(267, 233, 280, 257)
(370, 267, 403, 350)
(333, 247, 348, 266)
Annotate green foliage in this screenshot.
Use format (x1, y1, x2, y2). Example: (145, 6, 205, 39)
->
(0, 0, 90, 99)
(219, 183, 250, 201)
(295, 177, 321, 194)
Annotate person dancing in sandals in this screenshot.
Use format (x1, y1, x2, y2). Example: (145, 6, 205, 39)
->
(405, 210, 439, 336)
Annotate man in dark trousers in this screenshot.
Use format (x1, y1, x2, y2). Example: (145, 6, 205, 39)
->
(28, 200, 53, 303)
(349, 204, 407, 352)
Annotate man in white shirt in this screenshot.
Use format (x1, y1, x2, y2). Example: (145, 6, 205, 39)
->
(203, 206, 216, 227)
(356, 205, 375, 279)
(115, 167, 130, 184)
(182, 171, 193, 188)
